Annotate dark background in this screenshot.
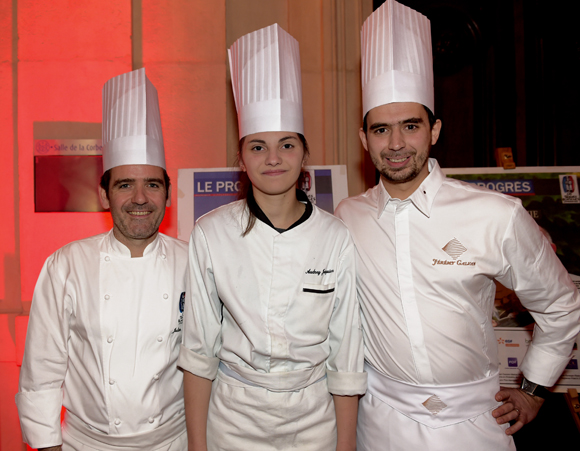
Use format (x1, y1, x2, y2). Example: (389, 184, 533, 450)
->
(374, 0, 580, 169)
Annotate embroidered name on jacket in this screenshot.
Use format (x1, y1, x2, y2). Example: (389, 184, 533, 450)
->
(303, 269, 336, 294)
(432, 259, 475, 266)
(305, 268, 335, 276)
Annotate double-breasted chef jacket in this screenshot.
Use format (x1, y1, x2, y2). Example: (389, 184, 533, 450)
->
(16, 231, 188, 450)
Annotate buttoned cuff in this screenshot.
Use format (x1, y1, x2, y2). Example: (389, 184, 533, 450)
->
(327, 370, 367, 396)
(177, 344, 220, 380)
(15, 388, 63, 449)
(520, 343, 574, 387)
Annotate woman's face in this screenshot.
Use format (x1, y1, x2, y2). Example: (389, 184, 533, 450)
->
(239, 131, 306, 198)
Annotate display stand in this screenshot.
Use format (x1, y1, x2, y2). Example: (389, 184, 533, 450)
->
(566, 389, 580, 432)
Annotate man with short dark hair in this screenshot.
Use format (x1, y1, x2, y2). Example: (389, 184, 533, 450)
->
(16, 69, 188, 450)
(336, 2, 580, 450)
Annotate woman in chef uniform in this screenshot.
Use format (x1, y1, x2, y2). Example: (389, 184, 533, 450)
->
(177, 24, 366, 451)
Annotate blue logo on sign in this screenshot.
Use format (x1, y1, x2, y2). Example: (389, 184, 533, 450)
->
(507, 357, 518, 367)
(562, 175, 575, 194)
(179, 292, 185, 313)
(566, 359, 578, 370)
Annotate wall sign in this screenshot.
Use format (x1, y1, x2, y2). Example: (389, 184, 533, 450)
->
(34, 139, 104, 212)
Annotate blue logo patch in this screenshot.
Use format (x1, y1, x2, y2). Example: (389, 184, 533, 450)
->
(179, 292, 185, 313)
(507, 357, 518, 367)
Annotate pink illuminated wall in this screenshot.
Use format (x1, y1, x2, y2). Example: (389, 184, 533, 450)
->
(18, 0, 132, 303)
(142, 0, 227, 239)
(0, 0, 21, 448)
(0, 1, 367, 447)
(0, 0, 226, 448)
(0, 0, 16, 313)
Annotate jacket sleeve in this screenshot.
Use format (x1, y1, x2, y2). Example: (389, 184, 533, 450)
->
(325, 230, 367, 396)
(15, 253, 73, 448)
(177, 224, 221, 380)
(497, 202, 580, 387)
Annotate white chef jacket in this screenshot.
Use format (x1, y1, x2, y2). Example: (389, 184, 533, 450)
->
(335, 158, 580, 388)
(178, 199, 366, 395)
(16, 230, 188, 449)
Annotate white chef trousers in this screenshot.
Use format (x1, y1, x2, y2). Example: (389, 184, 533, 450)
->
(357, 392, 516, 451)
(206, 368, 337, 450)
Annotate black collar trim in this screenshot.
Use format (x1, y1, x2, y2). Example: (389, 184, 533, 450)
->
(248, 189, 313, 233)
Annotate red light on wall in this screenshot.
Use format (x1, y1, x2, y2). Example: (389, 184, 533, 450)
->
(0, 314, 16, 363)
(15, 315, 29, 367)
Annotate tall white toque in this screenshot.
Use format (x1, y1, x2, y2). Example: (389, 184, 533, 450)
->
(361, 0, 434, 117)
(229, 23, 304, 139)
(102, 68, 166, 172)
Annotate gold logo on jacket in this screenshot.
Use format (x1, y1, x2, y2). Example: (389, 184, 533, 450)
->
(422, 395, 448, 415)
(432, 238, 476, 266)
(442, 238, 467, 259)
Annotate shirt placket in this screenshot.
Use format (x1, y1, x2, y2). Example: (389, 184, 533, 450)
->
(267, 234, 291, 372)
(392, 200, 434, 384)
(99, 252, 119, 431)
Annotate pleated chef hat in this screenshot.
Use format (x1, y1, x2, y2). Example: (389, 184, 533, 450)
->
(229, 24, 303, 139)
(102, 68, 165, 172)
(361, 0, 434, 117)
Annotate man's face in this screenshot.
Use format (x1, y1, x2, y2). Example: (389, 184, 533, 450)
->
(360, 102, 441, 196)
(98, 164, 170, 252)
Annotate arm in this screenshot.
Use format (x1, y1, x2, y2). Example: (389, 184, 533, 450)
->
(496, 204, 580, 386)
(177, 224, 221, 447)
(180, 224, 224, 367)
(333, 394, 360, 451)
(183, 371, 213, 451)
(492, 204, 580, 432)
(16, 254, 71, 449)
(326, 230, 367, 394)
(327, 234, 365, 449)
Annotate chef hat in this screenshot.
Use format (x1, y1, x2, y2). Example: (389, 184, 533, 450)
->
(102, 68, 165, 172)
(229, 23, 304, 139)
(361, 0, 434, 117)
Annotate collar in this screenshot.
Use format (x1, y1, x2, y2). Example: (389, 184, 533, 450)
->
(249, 189, 313, 233)
(377, 158, 446, 219)
(107, 229, 161, 257)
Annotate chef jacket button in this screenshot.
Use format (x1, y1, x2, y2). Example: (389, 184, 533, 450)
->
(107, 336, 114, 343)
(161, 254, 167, 260)
(157, 336, 163, 342)
(148, 416, 154, 423)
(104, 294, 110, 300)
(114, 418, 121, 426)
(104, 256, 110, 262)
(163, 293, 169, 299)
(153, 374, 160, 381)
(109, 379, 115, 385)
